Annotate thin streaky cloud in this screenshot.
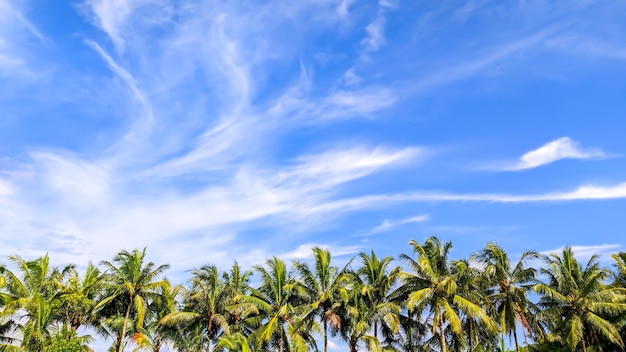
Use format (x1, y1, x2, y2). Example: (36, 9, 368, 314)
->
(411, 31, 549, 93)
(503, 137, 606, 171)
(1, 0, 626, 304)
(306, 182, 626, 214)
(86, 40, 157, 163)
(0, 0, 43, 40)
(83, 0, 164, 54)
(279, 243, 362, 261)
(357, 214, 429, 237)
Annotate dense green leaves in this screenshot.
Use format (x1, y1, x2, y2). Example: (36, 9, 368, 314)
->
(1, 243, 625, 351)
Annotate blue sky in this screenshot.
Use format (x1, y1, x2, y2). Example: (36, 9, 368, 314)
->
(1, 0, 626, 279)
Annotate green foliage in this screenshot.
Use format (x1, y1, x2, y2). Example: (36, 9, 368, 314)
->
(44, 328, 93, 352)
(0, 241, 625, 352)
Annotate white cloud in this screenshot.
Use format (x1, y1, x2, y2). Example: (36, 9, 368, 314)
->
(362, 16, 386, 52)
(30, 151, 111, 205)
(2, 0, 625, 282)
(83, 0, 169, 53)
(412, 31, 548, 93)
(303, 182, 626, 213)
(344, 68, 362, 86)
(279, 243, 361, 261)
(0, 178, 13, 196)
(358, 214, 429, 236)
(337, 0, 354, 18)
(0, 0, 43, 76)
(505, 137, 606, 170)
(541, 244, 622, 263)
(283, 146, 424, 188)
(86, 41, 157, 164)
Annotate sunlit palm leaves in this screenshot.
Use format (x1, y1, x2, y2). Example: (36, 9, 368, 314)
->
(475, 243, 540, 351)
(535, 247, 626, 351)
(96, 248, 170, 352)
(398, 237, 497, 352)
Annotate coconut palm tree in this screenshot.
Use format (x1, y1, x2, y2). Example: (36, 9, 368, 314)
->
(214, 332, 254, 352)
(451, 258, 500, 352)
(475, 243, 540, 352)
(397, 237, 498, 352)
(131, 280, 183, 352)
(96, 248, 170, 352)
(160, 263, 249, 352)
(58, 262, 104, 332)
(293, 247, 350, 352)
(534, 246, 626, 351)
(336, 251, 400, 352)
(355, 251, 402, 344)
(337, 284, 380, 352)
(613, 252, 626, 288)
(0, 254, 69, 351)
(235, 257, 313, 352)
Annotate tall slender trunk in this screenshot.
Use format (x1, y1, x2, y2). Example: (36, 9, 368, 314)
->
(117, 297, 133, 352)
(206, 320, 213, 352)
(323, 318, 328, 352)
(153, 338, 162, 352)
(280, 327, 285, 352)
(513, 324, 520, 352)
(581, 339, 588, 352)
(350, 336, 357, 352)
(468, 320, 473, 352)
(439, 314, 447, 352)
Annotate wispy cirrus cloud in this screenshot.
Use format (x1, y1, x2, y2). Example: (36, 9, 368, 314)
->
(308, 182, 626, 213)
(2, 0, 626, 281)
(279, 243, 362, 261)
(496, 137, 607, 171)
(357, 214, 429, 237)
(0, 0, 44, 76)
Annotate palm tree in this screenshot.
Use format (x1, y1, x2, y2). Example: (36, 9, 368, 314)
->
(452, 258, 499, 352)
(235, 256, 313, 352)
(534, 246, 626, 351)
(131, 280, 183, 352)
(612, 252, 626, 344)
(96, 248, 170, 352)
(336, 251, 400, 352)
(214, 332, 254, 352)
(475, 243, 540, 352)
(58, 262, 104, 332)
(355, 251, 401, 345)
(160, 263, 250, 351)
(397, 237, 498, 352)
(293, 247, 350, 352)
(0, 254, 69, 351)
(613, 252, 626, 288)
(337, 284, 379, 352)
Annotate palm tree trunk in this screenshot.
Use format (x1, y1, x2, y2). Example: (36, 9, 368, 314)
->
(117, 298, 133, 352)
(280, 327, 285, 352)
(350, 337, 357, 352)
(323, 319, 328, 352)
(439, 315, 447, 352)
(513, 325, 520, 352)
(468, 321, 474, 352)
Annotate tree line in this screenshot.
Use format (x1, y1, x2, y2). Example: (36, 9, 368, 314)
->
(1, 237, 626, 352)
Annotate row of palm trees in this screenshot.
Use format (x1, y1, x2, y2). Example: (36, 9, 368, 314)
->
(1, 238, 625, 352)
